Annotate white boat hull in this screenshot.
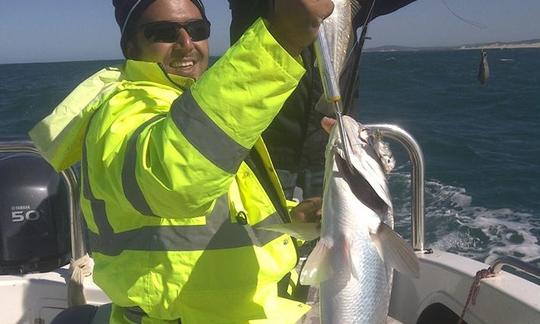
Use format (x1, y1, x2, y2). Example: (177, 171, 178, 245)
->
(390, 250, 540, 324)
(2, 249, 538, 324)
(0, 266, 109, 324)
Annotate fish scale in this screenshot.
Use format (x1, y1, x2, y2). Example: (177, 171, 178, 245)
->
(322, 0, 354, 76)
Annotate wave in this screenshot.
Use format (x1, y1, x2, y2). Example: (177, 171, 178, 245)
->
(389, 171, 540, 267)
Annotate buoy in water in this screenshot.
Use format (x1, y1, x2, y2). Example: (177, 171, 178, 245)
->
(478, 49, 489, 85)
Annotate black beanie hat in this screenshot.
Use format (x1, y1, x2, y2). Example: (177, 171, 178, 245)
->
(113, 0, 207, 36)
(113, 0, 207, 57)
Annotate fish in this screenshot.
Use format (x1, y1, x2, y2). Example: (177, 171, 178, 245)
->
(321, 0, 357, 77)
(299, 116, 419, 324)
(478, 49, 490, 85)
(314, 0, 360, 116)
(260, 116, 420, 323)
(260, 2, 420, 322)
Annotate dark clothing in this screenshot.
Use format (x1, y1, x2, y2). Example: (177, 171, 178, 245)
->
(354, 0, 417, 27)
(229, 0, 270, 44)
(264, 49, 325, 174)
(228, 0, 418, 198)
(51, 304, 98, 324)
(229, 0, 326, 198)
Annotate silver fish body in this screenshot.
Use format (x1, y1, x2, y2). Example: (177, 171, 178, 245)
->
(318, 158, 391, 323)
(301, 116, 419, 324)
(314, 0, 358, 116)
(321, 0, 355, 76)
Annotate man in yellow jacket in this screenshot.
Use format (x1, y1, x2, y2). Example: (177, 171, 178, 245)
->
(32, 0, 333, 323)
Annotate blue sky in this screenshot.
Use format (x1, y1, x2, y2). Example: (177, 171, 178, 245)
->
(1, 0, 538, 64)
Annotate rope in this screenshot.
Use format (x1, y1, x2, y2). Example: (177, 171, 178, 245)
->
(441, 0, 487, 30)
(67, 253, 94, 307)
(457, 267, 495, 324)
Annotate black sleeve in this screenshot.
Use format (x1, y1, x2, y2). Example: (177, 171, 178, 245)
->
(228, 0, 271, 45)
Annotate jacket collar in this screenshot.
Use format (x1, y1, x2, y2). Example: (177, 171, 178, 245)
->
(123, 59, 195, 90)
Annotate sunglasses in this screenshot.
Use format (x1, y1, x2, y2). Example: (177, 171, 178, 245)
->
(141, 20, 211, 43)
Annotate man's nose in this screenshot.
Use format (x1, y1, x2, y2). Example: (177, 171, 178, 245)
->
(174, 28, 194, 50)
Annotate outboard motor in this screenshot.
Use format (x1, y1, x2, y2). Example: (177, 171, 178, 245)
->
(0, 137, 71, 274)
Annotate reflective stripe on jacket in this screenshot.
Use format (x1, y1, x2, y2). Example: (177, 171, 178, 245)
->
(30, 19, 309, 323)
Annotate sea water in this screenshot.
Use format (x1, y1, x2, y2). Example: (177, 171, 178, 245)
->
(357, 48, 540, 266)
(0, 48, 538, 266)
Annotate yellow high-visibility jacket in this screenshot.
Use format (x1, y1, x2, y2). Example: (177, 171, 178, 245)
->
(30, 19, 310, 323)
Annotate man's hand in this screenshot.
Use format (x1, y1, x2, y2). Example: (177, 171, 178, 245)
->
(290, 197, 322, 223)
(267, 0, 334, 56)
(321, 116, 337, 134)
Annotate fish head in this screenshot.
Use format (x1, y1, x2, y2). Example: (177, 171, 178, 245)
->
(325, 116, 394, 216)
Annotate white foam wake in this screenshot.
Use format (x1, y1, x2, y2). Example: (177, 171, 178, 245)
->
(388, 171, 540, 267)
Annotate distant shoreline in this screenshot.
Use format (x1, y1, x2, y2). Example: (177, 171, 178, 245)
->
(458, 42, 540, 50)
(366, 39, 540, 53)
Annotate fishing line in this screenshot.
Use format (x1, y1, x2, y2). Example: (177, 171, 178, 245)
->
(441, 0, 487, 29)
(355, 0, 377, 54)
(340, 0, 377, 115)
(343, 0, 376, 68)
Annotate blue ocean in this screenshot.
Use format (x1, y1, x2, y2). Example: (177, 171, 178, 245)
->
(1, 48, 539, 267)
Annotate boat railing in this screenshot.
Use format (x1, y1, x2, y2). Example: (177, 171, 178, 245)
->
(0, 139, 85, 261)
(490, 256, 540, 281)
(365, 124, 427, 252)
(2, 128, 426, 260)
(364, 125, 540, 282)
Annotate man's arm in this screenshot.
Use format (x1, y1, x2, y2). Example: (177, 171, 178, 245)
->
(133, 20, 306, 217)
(92, 2, 334, 219)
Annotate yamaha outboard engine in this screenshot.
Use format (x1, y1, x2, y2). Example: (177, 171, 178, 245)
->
(0, 137, 71, 274)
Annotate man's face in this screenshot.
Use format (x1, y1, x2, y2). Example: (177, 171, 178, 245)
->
(127, 0, 209, 80)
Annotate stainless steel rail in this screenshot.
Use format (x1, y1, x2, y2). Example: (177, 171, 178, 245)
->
(490, 256, 540, 280)
(365, 124, 426, 252)
(0, 139, 85, 261)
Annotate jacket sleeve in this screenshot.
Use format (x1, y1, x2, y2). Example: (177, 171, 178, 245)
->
(28, 67, 122, 172)
(89, 19, 305, 219)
